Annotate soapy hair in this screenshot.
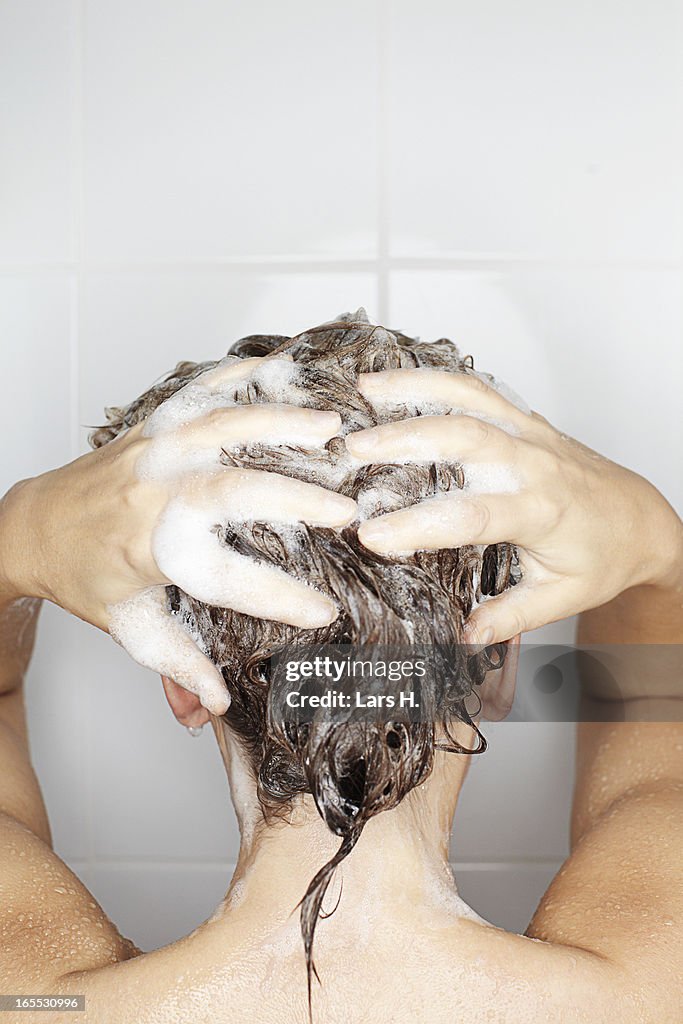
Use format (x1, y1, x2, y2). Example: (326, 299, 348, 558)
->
(90, 311, 517, 1004)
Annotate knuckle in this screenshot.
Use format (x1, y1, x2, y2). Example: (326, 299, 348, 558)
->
(467, 498, 491, 535)
(118, 438, 147, 478)
(461, 415, 491, 445)
(208, 405, 240, 425)
(463, 371, 489, 395)
(534, 444, 562, 477)
(526, 487, 562, 530)
(507, 608, 527, 638)
(119, 475, 143, 516)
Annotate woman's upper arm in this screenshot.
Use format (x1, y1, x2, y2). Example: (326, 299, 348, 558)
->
(0, 810, 139, 996)
(571, 717, 683, 845)
(524, 717, 683, 1021)
(0, 688, 139, 992)
(0, 687, 51, 845)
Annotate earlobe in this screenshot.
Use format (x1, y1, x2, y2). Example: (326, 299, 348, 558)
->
(161, 675, 212, 729)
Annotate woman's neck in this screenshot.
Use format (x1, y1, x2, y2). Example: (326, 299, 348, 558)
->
(211, 724, 475, 931)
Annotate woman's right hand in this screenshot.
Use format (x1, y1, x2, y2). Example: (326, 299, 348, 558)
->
(345, 368, 683, 646)
(0, 357, 356, 712)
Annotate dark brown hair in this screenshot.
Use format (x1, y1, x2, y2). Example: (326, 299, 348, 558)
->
(91, 311, 517, 1002)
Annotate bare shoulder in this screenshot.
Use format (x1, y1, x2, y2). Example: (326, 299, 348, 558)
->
(523, 778, 683, 1023)
(0, 811, 139, 993)
(431, 768, 683, 1023)
(0, 684, 139, 996)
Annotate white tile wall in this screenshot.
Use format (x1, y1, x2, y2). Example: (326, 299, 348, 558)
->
(4, 0, 681, 951)
(388, 267, 683, 507)
(79, 270, 378, 438)
(451, 722, 575, 861)
(83, 0, 379, 262)
(0, 276, 74, 492)
(0, 1, 75, 265)
(25, 604, 90, 861)
(85, 629, 238, 862)
(76, 862, 233, 952)
(386, 0, 683, 261)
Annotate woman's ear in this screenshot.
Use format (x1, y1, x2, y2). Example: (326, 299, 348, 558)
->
(480, 634, 520, 722)
(161, 675, 211, 729)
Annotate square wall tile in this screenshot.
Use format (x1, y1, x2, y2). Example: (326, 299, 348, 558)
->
(455, 862, 562, 934)
(0, 1, 75, 264)
(0, 275, 73, 494)
(83, 0, 379, 261)
(85, 627, 240, 862)
(451, 722, 575, 861)
(386, 0, 682, 260)
(389, 268, 683, 509)
(79, 270, 377, 444)
(25, 604, 90, 860)
(79, 863, 234, 951)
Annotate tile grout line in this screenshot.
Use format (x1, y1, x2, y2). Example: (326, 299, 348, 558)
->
(1, 256, 681, 276)
(70, 0, 96, 874)
(376, 0, 389, 322)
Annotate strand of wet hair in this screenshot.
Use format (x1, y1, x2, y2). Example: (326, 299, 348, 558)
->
(298, 827, 362, 1021)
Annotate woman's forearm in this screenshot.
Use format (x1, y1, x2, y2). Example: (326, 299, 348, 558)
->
(578, 516, 683, 648)
(0, 479, 43, 606)
(576, 518, 683, 707)
(0, 480, 43, 693)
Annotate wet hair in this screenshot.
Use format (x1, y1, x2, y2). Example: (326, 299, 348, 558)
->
(90, 310, 518, 1002)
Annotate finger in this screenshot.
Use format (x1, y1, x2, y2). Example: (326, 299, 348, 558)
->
(194, 353, 294, 391)
(152, 500, 339, 628)
(177, 404, 341, 449)
(195, 468, 356, 528)
(144, 356, 297, 438)
(480, 635, 520, 721)
(463, 581, 574, 647)
(108, 587, 231, 715)
(194, 355, 263, 390)
(346, 414, 521, 464)
(357, 368, 531, 427)
(139, 405, 342, 480)
(357, 491, 545, 554)
(215, 556, 339, 628)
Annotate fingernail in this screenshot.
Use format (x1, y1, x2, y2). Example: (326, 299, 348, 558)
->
(327, 494, 357, 523)
(205, 689, 231, 716)
(357, 372, 385, 390)
(357, 519, 389, 548)
(316, 410, 342, 428)
(305, 596, 339, 628)
(464, 622, 493, 647)
(346, 429, 377, 455)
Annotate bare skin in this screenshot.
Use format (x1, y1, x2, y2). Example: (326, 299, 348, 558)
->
(0, 379, 682, 1021)
(0, 353, 355, 715)
(347, 368, 682, 645)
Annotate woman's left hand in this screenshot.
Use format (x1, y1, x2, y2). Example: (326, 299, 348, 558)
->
(345, 367, 683, 646)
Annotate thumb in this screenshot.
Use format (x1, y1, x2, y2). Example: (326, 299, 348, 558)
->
(464, 580, 573, 647)
(108, 586, 230, 716)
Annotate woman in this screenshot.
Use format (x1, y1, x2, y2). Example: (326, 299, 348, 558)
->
(0, 313, 681, 1023)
